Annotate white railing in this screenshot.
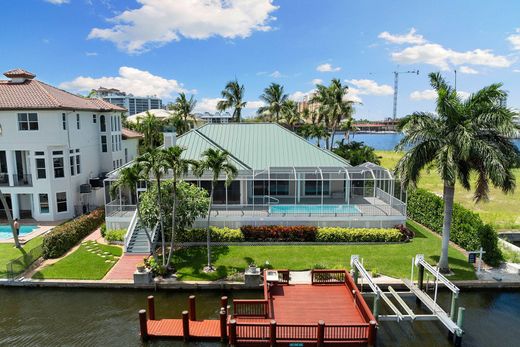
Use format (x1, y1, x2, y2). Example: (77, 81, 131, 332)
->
(105, 200, 136, 218)
(262, 195, 280, 205)
(124, 209, 139, 252)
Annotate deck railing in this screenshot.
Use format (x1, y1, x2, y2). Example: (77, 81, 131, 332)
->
(233, 299, 269, 317)
(311, 269, 346, 284)
(324, 324, 370, 341)
(277, 269, 290, 284)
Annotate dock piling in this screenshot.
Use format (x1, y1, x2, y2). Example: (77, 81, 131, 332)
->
(229, 319, 237, 347)
(368, 320, 377, 347)
(373, 292, 380, 320)
(317, 320, 325, 347)
(189, 295, 196, 321)
(416, 263, 425, 306)
(147, 295, 155, 320)
(138, 309, 148, 341)
(221, 296, 228, 314)
(270, 320, 277, 347)
(182, 310, 190, 341)
(220, 308, 227, 341)
(454, 307, 465, 347)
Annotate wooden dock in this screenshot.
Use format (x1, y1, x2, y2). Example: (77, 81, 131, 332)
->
(139, 269, 377, 346)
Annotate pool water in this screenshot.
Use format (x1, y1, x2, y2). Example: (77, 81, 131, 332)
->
(0, 225, 37, 239)
(269, 204, 360, 214)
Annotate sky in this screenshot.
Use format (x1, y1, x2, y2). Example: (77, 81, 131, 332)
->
(1, 0, 520, 120)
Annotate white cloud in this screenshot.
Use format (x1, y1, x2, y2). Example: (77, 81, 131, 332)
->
(457, 91, 471, 99)
(195, 98, 263, 113)
(392, 43, 513, 70)
(514, 69, 520, 73)
(507, 28, 520, 50)
(85, 52, 98, 56)
(459, 66, 478, 74)
(311, 78, 323, 85)
(60, 66, 187, 99)
(316, 63, 341, 72)
(378, 28, 426, 45)
(346, 79, 393, 96)
(45, 0, 69, 4)
(410, 89, 437, 101)
(88, 0, 278, 54)
(289, 89, 315, 102)
(245, 100, 265, 109)
(269, 70, 285, 78)
(343, 93, 362, 103)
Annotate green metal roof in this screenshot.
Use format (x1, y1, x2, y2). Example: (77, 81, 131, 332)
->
(176, 123, 350, 170)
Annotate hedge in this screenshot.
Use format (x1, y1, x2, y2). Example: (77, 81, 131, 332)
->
(105, 229, 126, 242)
(241, 225, 317, 242)
(407, 188, 503, 266)
(176, 227, 244, 243)
(316, 228, 403, 242)
(42, 209, 105, 259)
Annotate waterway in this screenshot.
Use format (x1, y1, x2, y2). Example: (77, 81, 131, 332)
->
(0, 287, 518, 346)
(312, 132, 520, 151)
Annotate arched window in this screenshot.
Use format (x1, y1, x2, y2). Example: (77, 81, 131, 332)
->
(100, 115, 106, 132)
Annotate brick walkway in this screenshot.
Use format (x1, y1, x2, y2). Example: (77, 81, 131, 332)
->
(104, 254, 146, 280)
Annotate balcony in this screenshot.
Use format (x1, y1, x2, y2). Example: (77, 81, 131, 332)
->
(12, 174, 32, 187)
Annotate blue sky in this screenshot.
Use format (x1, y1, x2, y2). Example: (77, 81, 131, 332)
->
(2, 0, 520, 119)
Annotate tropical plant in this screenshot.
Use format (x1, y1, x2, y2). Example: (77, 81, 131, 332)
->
(333, 140, 381, 166)
(340, 118, 358, 143)
(395, 72, 519, 273)
(139, 111, 163, 150)
(257, 83, 288, 122)
(195, 148, 238, 271)
(280, 100, 301, 131)
(0, 189, 20, 248)
(298, 123, 329, 148)
(109, 164, 158, 263)
(217, 79, 247, 122)
(137, 148, 169, 266)
(161, 146, 199, 265)
(168, 93, 196, 135)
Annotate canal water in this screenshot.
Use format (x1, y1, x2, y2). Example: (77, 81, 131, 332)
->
(0, 287, 518, 346)
(312, 132, 520, 151)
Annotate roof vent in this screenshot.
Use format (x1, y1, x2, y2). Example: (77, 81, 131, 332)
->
(4, 69, 36, 83)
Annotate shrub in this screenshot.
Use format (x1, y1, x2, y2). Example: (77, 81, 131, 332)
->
(316, 227, 402, 242)
(42, 209, 105, 259)
(241, 225, 318, 242)
(176, 227, 244, 243)
(407, 188, 503, 266)
(100, 223, 107, 237)
(105, 229, 126, 242)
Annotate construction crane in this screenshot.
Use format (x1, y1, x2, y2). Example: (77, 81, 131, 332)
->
(393, 69, 419, 121)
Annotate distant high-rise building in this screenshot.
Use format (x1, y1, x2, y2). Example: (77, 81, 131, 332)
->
(91, 87, 163, 115)
(499, 95, 507, 108)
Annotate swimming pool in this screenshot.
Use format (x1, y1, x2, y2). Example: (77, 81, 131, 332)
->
(269, 204, 360, 215)
(0, 225, 38, 240)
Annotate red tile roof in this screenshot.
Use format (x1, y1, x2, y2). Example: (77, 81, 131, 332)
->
(122, 127, 143, 139)
(0, 69, 126, 112)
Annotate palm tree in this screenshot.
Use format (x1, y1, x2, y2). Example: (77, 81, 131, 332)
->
(0, 189, 20, 248)
(257, 83, 288, 122)
(110, 164, 158, 263)
(396, 72, 519, 273)
(168, 115, 192, 136)
(340, 118, 358, 143)
(217, 79, 247, 122)
(137, 148, 169, 266)
(280, 100, 301, 131)
(139, 111, 162, 150)
(195, 149, 238, 271)
(162, 146, 198, 265)
(172, 93, 197, 122)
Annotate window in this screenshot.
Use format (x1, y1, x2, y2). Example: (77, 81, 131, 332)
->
(53, 157, 64, 178)
(52, 150, 63, 155)
(76, 153, 81, 174)
(101, 135, 107, 152)
(35, 158, 46, 179)
(111, 135, 115, 152)
(39, 194, 49, 214)
(111, 115, 114, 131)
(270, 180, 289, 196)
(69, 155, 75, 176)
(35, 151, 44, 156)
(62, 113, 67, 130)
(100, 115, 106, 132)
(304, 180, 330, 196)
(76, 114, 80, 129)
(92, 114, 97, 123)
(18, 113, 39, 131)
(56, 192, 67, 213)
(124, 148, 128, 162)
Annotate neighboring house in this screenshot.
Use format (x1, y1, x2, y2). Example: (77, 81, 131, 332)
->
(92, 87, 163, 116)
(125, 109, 173, 124)
(195, 111, 233, 124)
(122, 128, 143, 163)
(105, 123, 406, 252)
(0, 68, 139, 222)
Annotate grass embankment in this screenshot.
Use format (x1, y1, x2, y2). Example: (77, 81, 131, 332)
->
(0, 236, 43, 278)
(376, 150, 520, 230)
(33, 241, 122, 280)
(172, 221, 475, 281)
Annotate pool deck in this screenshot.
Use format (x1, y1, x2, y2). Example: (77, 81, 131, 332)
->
(0, 223, 55, 244)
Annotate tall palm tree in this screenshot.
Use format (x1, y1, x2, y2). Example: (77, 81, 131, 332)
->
(0, 189, 20, 248)
(340, 118, 358, 143)
(396, 72, 519, 273)
(217, 79, 247, 122)
(168, 115, 192, 136)
(137, 148, 169, 266)
(195, 149, 238, 271)
(162, 146, 198, 265)
(110, 164, 158, 263)
(280, 99, 301, 131)
(172, 93, 197, 122)
(257, 83, 288, 122)
(139, 111, 162, 150)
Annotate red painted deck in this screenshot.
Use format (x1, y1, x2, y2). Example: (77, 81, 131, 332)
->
(148, 319, 221, 340)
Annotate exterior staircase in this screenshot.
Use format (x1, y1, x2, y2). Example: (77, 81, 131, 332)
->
(124, 211, 159, 254)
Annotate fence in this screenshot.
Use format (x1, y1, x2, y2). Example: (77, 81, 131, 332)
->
(5, 244, 43, 279)
(233, 299, 269, 317)
(311, 269, 346, 284)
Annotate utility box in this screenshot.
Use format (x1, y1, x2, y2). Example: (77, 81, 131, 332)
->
(244, 266, 262, 287)
(133, 268, 153, 284)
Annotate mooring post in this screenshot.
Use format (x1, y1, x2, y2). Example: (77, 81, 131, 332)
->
(270, 320, 277, 347)
(373, 292, 380, 320)
(189, 295, 196, 321)
(182, 310, 190, 342)
(229, 319, 237, 347)
(353, 266, 359, 286)
(138, 309, 148, 341)
(147, 295, 155, 320)
(416, 263, 425, 306)
(454, 307, 465, 347)
(352, 290, 357, 305)
(221, 296, 229, 315)
(368, 320, 377, 347)
(317, 320, 325, 347)
(220, 308, 228, 341)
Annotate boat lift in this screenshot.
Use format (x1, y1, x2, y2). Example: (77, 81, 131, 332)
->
(350, 254, 465, 347)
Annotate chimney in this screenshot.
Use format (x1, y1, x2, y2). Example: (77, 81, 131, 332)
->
(4, 69, 36, 83)
(163, 125, 176, 148)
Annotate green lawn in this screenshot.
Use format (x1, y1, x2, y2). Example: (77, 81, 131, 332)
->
(32, 241, 122, 280)
(0, 236, 43, 278)
(377, 150, 520, 230)
(172, 221, 475, 281)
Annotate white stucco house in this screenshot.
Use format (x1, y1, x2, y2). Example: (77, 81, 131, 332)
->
(0, 68, 140, 222)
